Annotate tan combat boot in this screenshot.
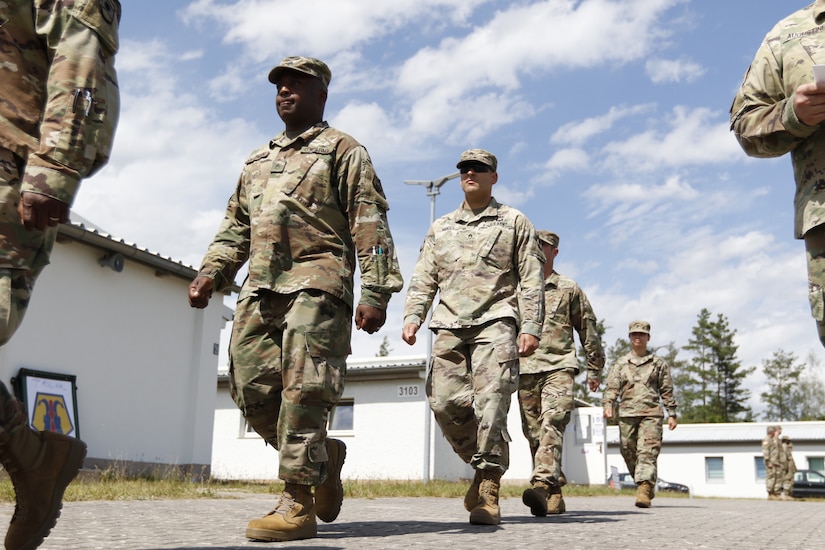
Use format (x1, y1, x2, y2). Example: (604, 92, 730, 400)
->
(0, 388, 86, 550)
(546, 485, 566, 515)
(463, 469, 483, 511)
(246, 483, 317, 542)
(635, 480, 653, 508)
(469, 470, 502, 525)
(314, 438, 346, 522)
(521, 480, 549, 517)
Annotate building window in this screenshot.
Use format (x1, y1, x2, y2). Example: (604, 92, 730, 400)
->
(328, 400, 354, 432)
(755, 457, 765, 480)
(241, 417, 259, 438)
(705, 457, 724, 482)
(809, 456, 825, 474)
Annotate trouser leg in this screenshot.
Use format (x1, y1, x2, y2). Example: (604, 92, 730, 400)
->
(804, 225, 825, 348)
(427, 320, 519, 473)
(518, 369, 574, 487)
(229, 289, 350, 485)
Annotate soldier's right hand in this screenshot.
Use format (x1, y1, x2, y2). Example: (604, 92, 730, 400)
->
(188, 276, 214, 308)
(793, 81, 825, 126)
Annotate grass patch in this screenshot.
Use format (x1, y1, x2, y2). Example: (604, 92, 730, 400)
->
(0, 465, 688, 502)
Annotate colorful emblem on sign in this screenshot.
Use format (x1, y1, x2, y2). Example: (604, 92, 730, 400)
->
(30, 392, 74, 436)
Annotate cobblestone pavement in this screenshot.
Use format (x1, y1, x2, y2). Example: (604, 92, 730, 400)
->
(2, 493, 824, 550)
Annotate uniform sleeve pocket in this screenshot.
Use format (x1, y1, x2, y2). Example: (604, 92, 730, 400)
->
(809, 284, 824, 321)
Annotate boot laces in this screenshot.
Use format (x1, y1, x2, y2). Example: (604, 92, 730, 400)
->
(267, 493, 298, 517)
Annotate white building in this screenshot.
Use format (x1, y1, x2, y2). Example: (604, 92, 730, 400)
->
(606, 421, 825, 499)
(211, 354, 608, 484)
(213, 354, 825, 500)
(0, 218, 231, 477)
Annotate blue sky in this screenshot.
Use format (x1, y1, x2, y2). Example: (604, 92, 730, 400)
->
(76, 0, 825, 414)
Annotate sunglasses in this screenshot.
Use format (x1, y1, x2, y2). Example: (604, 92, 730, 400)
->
(459, 163, 492, 174)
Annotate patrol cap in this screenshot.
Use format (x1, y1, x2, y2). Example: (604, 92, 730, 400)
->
(456, 149, 497, 171)
(536, 231, 559, 248)
(268, 56, 332, 89)
(628, 320, 650, 334)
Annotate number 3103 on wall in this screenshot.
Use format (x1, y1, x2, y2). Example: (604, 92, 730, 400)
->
(397, 385, 420, 398)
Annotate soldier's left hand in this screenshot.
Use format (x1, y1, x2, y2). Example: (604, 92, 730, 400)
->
(667, 416, 678, 430)
(355, 304, 386, 334)
(18, 192, 69, 230)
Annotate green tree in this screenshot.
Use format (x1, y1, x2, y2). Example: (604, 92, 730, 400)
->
(376, 336, 392, 357)
(760, 349, 804, 422)
(680, 309, 754, 423)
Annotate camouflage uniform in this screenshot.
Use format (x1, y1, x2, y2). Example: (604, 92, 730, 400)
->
(198, 122, 403, 485)
(0, 0, 120, 345)
(602, 347, 677, 484)
(0, 2, 119, 547)
(730, 0, 825, 347)
(762, 426, 779, 497)
(782, 437, 797, 497)
(518, 268, 604, 488)
(403, 196, 544, 473)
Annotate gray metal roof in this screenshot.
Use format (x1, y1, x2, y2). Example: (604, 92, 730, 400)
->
(58, 213, 240, 291)
(606, 421, 825, 445)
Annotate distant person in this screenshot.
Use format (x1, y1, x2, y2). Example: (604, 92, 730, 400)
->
(781, 435, 797, 500)
(602, 321, 677, 508)
(0, 1, 120, 548)
(518, 231, 605, 516)
(402, 149, 545, 525)
(762, 425, 781, 500)
(189, 56, 403, 542)
(731, 2, 825, 349)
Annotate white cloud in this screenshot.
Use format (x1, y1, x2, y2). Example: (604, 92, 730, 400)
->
(646, 57, 706, 84)
(601, 106, 742, 171)
(181, 0, 488, 61)
(551, 104, 654, 146)
(545, 148, 590, 172)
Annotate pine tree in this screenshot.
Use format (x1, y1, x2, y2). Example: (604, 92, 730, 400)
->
(681, 309, 754, 422)
(760, 349, 804, 422)
(376, 336, 392, 357)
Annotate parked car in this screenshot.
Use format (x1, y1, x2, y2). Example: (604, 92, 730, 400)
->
(608, 473, 689, 493)
(656, 478, 690, 493)
(793, 469, 825, 499)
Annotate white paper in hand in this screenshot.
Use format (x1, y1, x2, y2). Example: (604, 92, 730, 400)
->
(813, 64, 825, 84)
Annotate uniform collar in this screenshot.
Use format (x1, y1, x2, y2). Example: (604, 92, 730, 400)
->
(270, 121, 329, 148)
(455, 196, 501, 223)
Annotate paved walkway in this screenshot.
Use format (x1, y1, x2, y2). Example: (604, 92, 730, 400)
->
(3, 493, 824, 550)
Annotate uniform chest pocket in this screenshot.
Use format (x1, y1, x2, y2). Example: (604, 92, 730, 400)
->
(479, 227, 511, 270)
(273, 152, 335, 206)
(545, 293, 563, 316)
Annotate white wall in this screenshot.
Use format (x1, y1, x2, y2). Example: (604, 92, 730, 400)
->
(0, 238, 227, 472)
(605, 426, 824, 498)
(212, 371, 608, 484)
(212, 371, 472, 481)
